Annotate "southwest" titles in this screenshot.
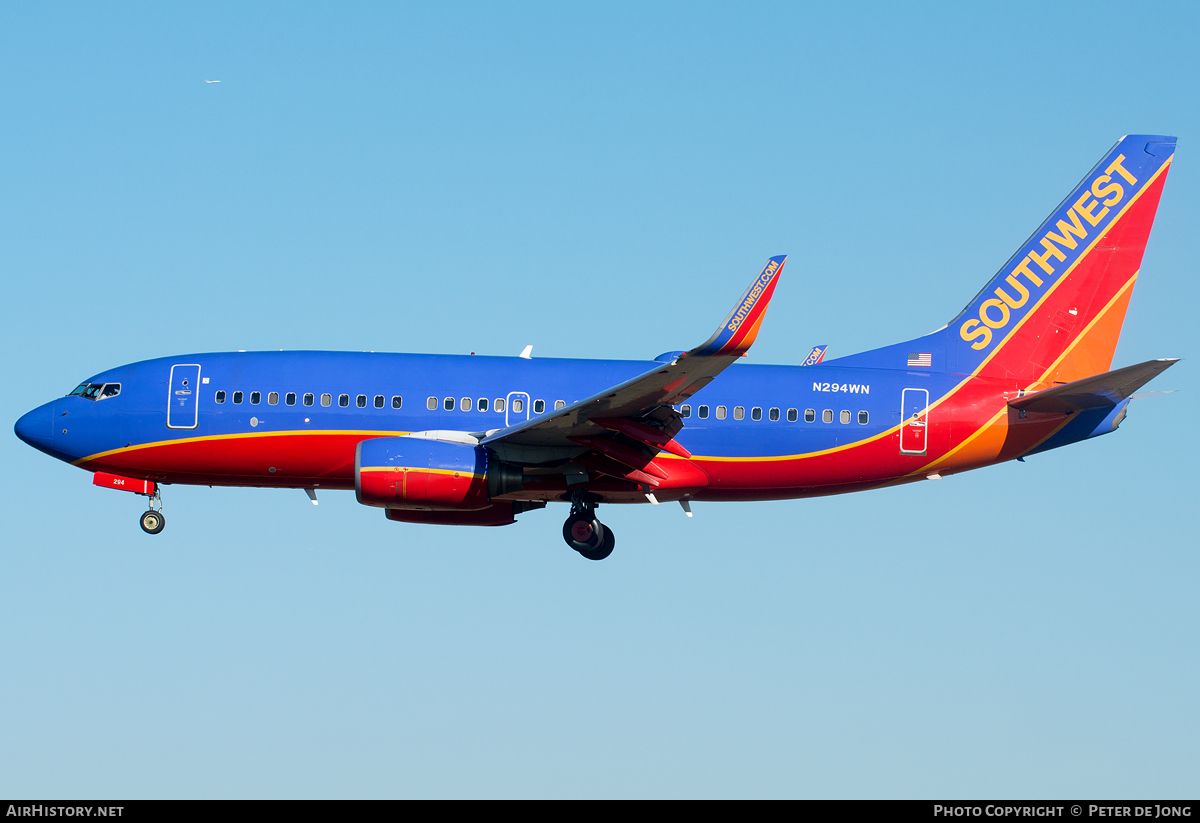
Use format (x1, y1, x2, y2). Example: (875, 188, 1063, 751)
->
(958, 154, 1138, 351)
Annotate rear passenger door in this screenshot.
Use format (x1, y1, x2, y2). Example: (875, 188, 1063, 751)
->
(900, 388, 928, 455)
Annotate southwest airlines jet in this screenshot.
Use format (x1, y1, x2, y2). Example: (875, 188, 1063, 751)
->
(14, 135, 1179, 560)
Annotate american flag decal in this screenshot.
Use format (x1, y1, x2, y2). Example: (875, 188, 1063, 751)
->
(907, 352, 932, 367)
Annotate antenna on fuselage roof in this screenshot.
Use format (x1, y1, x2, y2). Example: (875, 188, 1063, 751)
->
(519, 345, 533, 359)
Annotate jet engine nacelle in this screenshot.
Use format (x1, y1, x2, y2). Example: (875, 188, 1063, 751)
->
(355, 436, 523, 511)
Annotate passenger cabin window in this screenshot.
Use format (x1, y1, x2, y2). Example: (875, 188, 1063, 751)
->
(680, 405, 691, 418)
(268, 392, 279, 406)
(233, 391, 243, 404)
(716, 405, 727, 420)
(495, 398, 506, 413)
(321, 394, 331, 407)
(251, 392, 261, 405)
(460, 397, 472, 411)
(769, 407, 780, 421)
(444, 397, 455, 411)
(554, 400, 566, 410)
(804, 408, 815, 423)
(533, 399, 545, 414)
(840, 410, 851, 424)
(303, 393, 314, 406)
(357, 395, 367, 408)
(392, 396, 402, 409)
(858, 411, 869, 424)
(478, 398, 489, 412)
(285, 392, 296, 406)
(698, 405, 709, 419)
(427, 396, 437, 410)
(786, 408, 798, 422)
(822, 409, 833, 423)
(751, 407, 762, 421)
(339, 394, 349, 407)
(733, 406, 745, 421)
(511, 398, 523, 413)
(215, 390, 226, 404)
(374, 395, 384, 409)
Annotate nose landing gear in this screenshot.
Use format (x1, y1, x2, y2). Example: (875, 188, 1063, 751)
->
(140, 490, 165, 535)
(562, 494, 614, 561)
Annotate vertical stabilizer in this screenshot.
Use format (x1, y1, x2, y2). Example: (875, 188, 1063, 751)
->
(949, 135, 1175, 386)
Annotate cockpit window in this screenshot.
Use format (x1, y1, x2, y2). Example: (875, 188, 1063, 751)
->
(67, 382, 120, 401)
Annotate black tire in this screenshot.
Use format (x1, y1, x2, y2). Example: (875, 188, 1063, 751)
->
(140, 510, 165, 535)
(563, 511, 604, 551)
(578, 527, 614, 561)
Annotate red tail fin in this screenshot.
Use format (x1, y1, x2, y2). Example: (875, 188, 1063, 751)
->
(949, 136, 1175, 387)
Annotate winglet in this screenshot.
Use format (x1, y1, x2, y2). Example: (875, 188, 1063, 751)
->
(692, 255, 786, 356)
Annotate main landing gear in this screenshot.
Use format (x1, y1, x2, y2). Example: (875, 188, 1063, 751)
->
(140, 490, 165, 535)
(562, 493, 614, 561)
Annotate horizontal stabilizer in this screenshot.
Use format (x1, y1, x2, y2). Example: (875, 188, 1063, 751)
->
(1009, 358, 1179, 414)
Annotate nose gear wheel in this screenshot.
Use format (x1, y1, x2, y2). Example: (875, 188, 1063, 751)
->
(140, 489, 165, 535)
(140, 509, 165, 534)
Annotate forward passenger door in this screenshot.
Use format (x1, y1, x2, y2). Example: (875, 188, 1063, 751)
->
(167, 364, 202, 429)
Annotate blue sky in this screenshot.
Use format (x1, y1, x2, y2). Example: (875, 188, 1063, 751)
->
(1, 1, 1197, 798)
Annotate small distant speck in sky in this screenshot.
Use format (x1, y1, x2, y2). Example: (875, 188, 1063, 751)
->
(204, 79, 221, 83)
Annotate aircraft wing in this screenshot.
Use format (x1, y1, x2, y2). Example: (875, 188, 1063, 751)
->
(1009, 358, 1179, 415)
(481, 256, 785, 459)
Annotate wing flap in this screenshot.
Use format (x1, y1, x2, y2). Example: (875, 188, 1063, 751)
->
(593, 416, 692, 458)
(574, 453, 662, 488)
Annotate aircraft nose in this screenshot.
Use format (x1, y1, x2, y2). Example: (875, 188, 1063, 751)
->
(14, 402, 53, 447)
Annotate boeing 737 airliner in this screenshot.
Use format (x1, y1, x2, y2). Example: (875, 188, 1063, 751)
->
(15, 135, 1179, 560)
